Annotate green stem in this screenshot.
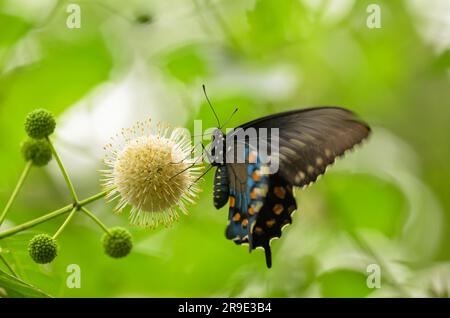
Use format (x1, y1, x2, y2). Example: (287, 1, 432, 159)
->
(0, 191, 108, 240)
(46, 137, 79, 203)
(0, 253, 18, 278)
(0, 161, 32, 227)
(53, 208, 77, 239)
(78, 190, 109, 206)
(0, 204, 73, 240)
(80, 207, 111, 235)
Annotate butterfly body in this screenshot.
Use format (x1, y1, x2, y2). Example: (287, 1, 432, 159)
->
(209, 107, 371, 268)
(213, 165, 229, 209)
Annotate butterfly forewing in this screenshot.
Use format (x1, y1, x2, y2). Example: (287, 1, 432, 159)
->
(237, 107, 371, 187)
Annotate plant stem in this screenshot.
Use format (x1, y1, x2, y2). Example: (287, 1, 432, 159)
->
(0, 191, 108, 240)
(78, 190, 109, 206)
(53, 208, 77, 239)
(0, 253, 18, 278)
(0, 204, 73, 240)
(46, 137, 79, 203)
(80, 207, 110, 235)
(0, 161, 32, 227)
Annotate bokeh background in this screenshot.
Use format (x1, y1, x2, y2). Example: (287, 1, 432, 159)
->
(0, 0, 449, 297)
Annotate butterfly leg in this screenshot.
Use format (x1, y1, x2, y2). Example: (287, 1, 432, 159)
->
(188, 164, 213, 190)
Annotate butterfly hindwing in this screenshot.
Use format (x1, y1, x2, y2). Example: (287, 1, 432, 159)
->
(225, 148, 269, 247)
(225, 148, 297, 268)
(251, 173, 296, 268)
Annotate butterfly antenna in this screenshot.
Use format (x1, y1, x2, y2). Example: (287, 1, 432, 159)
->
(221, 107, 238, 128)
(169, 150, 204, 180)
(202, 84, 221, 128)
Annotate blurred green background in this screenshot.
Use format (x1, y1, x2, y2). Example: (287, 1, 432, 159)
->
(0, 0, 449, 297)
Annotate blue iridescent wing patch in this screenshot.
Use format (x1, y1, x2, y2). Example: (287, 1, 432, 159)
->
(225, 148, 296, 267)
(225, 148, 269, 246)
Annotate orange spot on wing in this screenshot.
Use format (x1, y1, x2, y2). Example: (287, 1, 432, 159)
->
(273, 204, 283, 215)
(254, 227, 264, 235)
(233, 213, 241, 222)
(273, 186, 286, 199)
(248, 151, 257, 163)
(248, 205, 255, 215)
(229, 196, 235, 208)
(242, 219, 248, 227)
(266, 219, 276, 228)
(250, 188, 258, 199)
(252, 170, 261, 182)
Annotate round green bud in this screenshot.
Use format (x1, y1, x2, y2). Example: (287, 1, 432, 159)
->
(21, 138, 52, 166)
(24, 109, 56, 139)
(102, 227, 133, 258)
(28, 234, 58, 264)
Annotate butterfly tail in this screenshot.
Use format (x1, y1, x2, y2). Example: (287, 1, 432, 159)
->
(264, 243, 272, 268)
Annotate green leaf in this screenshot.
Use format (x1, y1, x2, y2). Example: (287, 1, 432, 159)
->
(0, 33, 112, 192)
(163, 45, 208, 83)
(246, 0, 308, 53)
(319, 269, 372, 298)
(318, 173, 407, 238)
(0, 12, 32, 46)
(0, 268, 51, 298)
(0, 35, 112, 113)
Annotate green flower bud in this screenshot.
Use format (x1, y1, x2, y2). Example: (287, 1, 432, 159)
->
(24, 109, 56, 139)
(21, 138, 52, 166)
(102, 227, 133, 258)
(28, 234, 58, 264)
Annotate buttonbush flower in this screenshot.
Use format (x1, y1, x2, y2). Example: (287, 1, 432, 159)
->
(28, 234, 58, 264)
(101, 119, 201, 228)
(21, 138, 53, 166)
(24, 109, 56, 139)
(102, 227, 133, 258)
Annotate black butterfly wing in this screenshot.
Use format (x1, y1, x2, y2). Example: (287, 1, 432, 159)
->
(249, 172, 296, 268)
(237, 106, 371, 187)
(222, 106, 371, 268)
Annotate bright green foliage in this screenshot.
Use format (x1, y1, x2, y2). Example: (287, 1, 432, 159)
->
(0, 0, 448, 298)
(320, 270, 372, 298)
(0, 268, 51, 298)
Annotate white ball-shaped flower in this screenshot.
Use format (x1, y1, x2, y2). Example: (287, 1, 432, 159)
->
(101, 120, 201, 228)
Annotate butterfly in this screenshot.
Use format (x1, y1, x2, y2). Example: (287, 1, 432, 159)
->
(202, 87, 371, 268)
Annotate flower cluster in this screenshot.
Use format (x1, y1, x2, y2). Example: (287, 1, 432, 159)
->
(21, 109, 55, 166)
(102, 227, 133, 258)
(101, 120, 201, 228)
(28, 234, 58, 264)
(1, 109, 201, 271)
